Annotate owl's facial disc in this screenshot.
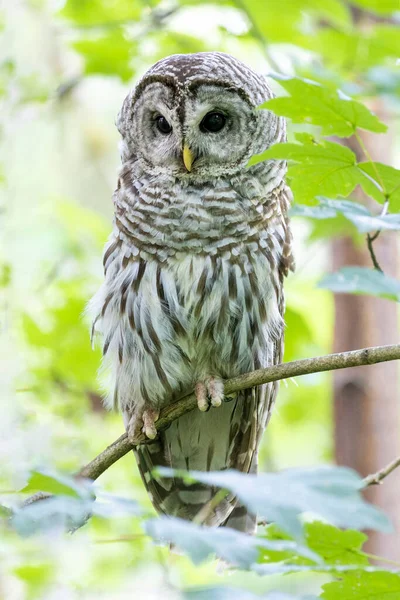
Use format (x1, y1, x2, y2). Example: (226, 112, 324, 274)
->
(122, 78, 267, 179)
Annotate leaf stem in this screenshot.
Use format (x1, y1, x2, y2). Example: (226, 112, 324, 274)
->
(354, 130, 385, 193)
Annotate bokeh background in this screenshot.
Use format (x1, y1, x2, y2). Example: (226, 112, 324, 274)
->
(1, 0, 399, 598)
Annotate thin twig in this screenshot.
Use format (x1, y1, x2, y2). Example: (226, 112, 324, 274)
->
(366, 199, 389, 272)
(366, 233, 383, 272)
(77, 344, 400, 482)
(363, 455, 400, 487)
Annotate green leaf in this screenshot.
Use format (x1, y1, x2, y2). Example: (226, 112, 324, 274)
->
(72, 29, 134, 82)
(249, 136, 381, 205)
(22, 468, 92, 499)
(155, 467, 391, 540)
(319, 267, 400, 302)
(22, 278, 102, 392)
(258, 521, 369, 567)
(59, 0, 142, 26)
(359, 163, 400, 210)
(0, 503, 13, 518)
(145, 517, 318, 567)
(313, 26, 400, 72)
(349, 0, 400, 15)
(305, 522, 369, 566)
(291, 198, 400, 233)
(12, 496, 92, 536)
(263, 77, 386, 137)
(243, 0, 350, 44)
(321, 570, 400, 599)
(13, 563, 53, 589)
(283, 306, 314, 362)
(184, 589, 317, 600)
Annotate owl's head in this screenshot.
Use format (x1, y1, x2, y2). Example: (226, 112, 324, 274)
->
(117, 52, 285, 180)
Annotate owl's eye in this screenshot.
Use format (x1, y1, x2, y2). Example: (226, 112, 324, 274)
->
(200, 111, 226, 133)
(155, 115, 172, 134)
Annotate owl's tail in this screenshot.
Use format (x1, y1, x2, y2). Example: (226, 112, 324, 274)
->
(134, 385, 273, 533)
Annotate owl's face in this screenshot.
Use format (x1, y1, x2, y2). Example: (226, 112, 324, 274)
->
(117, 53, 285, 180)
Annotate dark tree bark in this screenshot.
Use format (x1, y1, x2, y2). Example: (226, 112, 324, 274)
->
(332, 114, 400, 560)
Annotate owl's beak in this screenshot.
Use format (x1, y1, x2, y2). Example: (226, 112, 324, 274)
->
(183, 145, 194, 172)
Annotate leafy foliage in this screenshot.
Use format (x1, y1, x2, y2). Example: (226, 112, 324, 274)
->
(59, 0, 142, 26)
(146, 516, 319, 567)
(259, 521, 370, 567)
(349, 0, 400, 15)
(249, 134, 381, 205)
(2, 0, 400, 598)
(319, 267, 400, 302)
(358, 162, 400, 210)
(321, 571, 400, 599)
(156, 466, 390, 540)
(72, 30, 136, 81)
(291, 198, 400, 233)
(262, 76, 386, 137)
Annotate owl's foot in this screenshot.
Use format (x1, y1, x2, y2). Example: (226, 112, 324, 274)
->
(195, 377, 224, 412)
(127, 407, 160, 444)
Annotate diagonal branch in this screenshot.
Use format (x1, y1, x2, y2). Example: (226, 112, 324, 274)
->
(77, 343, 400, 481)
(363, 455, 400, 487)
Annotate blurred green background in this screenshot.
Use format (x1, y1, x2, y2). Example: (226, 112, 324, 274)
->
(1, 0, 399, 598)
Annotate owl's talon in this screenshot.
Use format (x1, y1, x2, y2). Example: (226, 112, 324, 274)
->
(142, 408, 159, 440)
(195, 382, 209, 412)
(207, 377, 224, 408)
(127, 415, 143, 445)
(195, 377, 224, 411)
(127, 408, 159, 443)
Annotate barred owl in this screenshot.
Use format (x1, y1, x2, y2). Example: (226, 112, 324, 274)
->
(90, 52, 294, 532)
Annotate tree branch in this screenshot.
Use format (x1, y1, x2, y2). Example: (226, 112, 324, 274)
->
(365, 200, 388, 273)
(363, 455, 400, 487)
(366, 233, 383, 272)
(77, 343, 400, 481)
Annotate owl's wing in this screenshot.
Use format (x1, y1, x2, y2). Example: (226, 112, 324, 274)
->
(224, 184, 294, 531)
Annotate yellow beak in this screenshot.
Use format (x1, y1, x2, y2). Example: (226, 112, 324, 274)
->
(183, 145, 194, 172)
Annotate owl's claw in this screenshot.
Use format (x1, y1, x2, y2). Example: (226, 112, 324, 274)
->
(127, 408, 159, 444)
(195, 377, 224, 412)
(195, 382, 208, 412)
(142, 408, 159, 440)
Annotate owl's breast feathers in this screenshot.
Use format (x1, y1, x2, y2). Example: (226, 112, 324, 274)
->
(114, 164, 292, 267)
(90, 169, 293, 412)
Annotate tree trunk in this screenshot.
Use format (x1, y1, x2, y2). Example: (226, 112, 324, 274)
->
(332, 117, 400, 560)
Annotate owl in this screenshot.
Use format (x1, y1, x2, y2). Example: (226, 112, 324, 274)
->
(89, 52, 294, 533)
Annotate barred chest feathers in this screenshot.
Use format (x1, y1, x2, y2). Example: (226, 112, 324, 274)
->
(90, 171, 288, 415)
